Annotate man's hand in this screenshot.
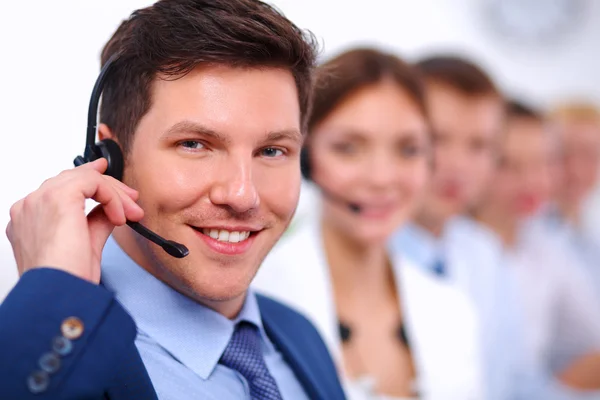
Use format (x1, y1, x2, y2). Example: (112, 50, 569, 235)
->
(5, 158, 144, 284)
(557, 353, 600, 390)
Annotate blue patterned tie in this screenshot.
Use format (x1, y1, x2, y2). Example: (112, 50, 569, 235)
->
(219, 321, 283, 400)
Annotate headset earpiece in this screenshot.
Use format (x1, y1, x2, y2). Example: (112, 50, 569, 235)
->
(73, 138, 124, 181)
(300, 146, 312, 180)
(92, 139, 124, 181)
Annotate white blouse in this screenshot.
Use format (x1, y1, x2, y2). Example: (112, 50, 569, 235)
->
(252, 213, 483, 400)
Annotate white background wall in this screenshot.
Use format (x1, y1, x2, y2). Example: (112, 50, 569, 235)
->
(1, 0, 599, 299)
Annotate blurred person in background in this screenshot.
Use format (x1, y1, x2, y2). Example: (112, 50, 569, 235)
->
(474, 100, 600, 397)
(536, 103, 600, 306)
(252, 48, 483, 400)
(388, 56, 533, 400)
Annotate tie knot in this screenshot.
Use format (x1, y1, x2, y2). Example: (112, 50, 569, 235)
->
(220, 322, 267, 380)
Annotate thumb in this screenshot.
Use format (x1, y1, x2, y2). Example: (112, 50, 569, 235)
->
(87, 204, 117, 255)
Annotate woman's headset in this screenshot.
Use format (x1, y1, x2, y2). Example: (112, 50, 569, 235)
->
(298, 139, 361, 213)
(299, 146, 313, 181)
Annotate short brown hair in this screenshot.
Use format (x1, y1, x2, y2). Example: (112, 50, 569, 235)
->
(308, 48, 427, 133)
(506, 99, 543, 121)
(99, 0, 318, 154)
(415, 55, 500, 97)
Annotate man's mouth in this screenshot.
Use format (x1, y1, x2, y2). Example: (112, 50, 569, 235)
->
(190, 226, 260, 256)
(438, 182, 462, 200)
(200, 228, 252, 243)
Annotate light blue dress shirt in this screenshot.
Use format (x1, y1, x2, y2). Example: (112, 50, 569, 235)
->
(534, 207, 600, 308)
(389, 217, 536, 400)
(101, 236, 309, 400)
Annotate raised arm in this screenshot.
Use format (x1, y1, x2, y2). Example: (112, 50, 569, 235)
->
(0, 158, 147, 398)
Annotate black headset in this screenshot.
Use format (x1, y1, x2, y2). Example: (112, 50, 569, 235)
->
(73, 55, 189, 258)
(298, 139, 361, 213)
(299, 146, 312, 181)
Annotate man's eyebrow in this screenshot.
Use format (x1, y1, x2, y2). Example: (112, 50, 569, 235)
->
(264, 129, 303, 144)
(163, 120, 231, 145)
(164, 120, 303, 145)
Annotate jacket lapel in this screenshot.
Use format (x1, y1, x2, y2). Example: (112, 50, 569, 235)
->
(258, 297, 331, 400)
(104, 341, 158, 400)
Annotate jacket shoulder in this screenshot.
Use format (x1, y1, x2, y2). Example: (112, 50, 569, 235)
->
(257, 293, 319, 332)
(256, 294, 347, 400)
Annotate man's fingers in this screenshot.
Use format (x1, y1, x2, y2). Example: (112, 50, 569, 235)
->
(5, 220, 23, 275)
(39, 158, 139, 205)
(87, 205, 116, 257)
(81, 174, 144, 226)
(110, 182, 144, 222)
(8, 198, 24, 224)
(77, 158, 109, 173)
(80, 174, 127, 226)
(5, 220, 13, 242)
(39, 158, 109, 191)
(18, 160, 143, 230)
(122, 195, 144, 222)
(102, 175, 139, 201)
(6, 198, 24, 242)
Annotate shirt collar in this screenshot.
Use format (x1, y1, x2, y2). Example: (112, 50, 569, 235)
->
(100, 235, 273, 380)
(389, 221, 445, 268)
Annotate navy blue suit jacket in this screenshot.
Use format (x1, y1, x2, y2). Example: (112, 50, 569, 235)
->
(0, 268, 346, 400)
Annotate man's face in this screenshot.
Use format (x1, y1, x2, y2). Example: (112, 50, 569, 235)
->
(116, 65, 302, 307)
(489, 118, 554, 218)
(557, 120, 600, 205)
(422, 82, 504, 222)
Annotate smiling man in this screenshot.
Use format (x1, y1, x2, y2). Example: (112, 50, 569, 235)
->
(0, 1, 346, 399)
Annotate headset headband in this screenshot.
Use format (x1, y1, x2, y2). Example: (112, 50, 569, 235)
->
(84, 55, 118, 161)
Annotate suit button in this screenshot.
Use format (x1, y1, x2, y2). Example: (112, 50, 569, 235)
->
(27, 370, 49, 393)
(52, 336, 73, 356)
(61, 317, 84, 340)
(39, 352, 61, 374)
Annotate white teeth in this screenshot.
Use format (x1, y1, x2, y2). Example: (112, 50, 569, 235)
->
(201, 228, 251, 243)
(218, 230, 229, 241)
(229, 232, 240, 243)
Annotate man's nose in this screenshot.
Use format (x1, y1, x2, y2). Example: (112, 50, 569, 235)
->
(209, 157, 260, 213)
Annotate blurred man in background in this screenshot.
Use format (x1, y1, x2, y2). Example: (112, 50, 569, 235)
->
(475, 100, 600, 397)
(540, 103, 600, 306)
(388, 55, 531, 400)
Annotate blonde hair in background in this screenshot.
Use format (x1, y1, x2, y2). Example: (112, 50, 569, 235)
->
(550, 101, 600, 125)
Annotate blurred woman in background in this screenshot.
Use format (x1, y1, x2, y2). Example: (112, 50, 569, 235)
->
(474, 100, 600, 397)
(252, 48, 482, 400)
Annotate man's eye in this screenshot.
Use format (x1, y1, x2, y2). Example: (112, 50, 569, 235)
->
(261, 147, 284, 157)
(398, 144, 423, 158)
(180, 141, 204, 150)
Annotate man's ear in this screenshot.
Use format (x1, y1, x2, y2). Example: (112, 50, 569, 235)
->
(98, 123, 118, 143)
